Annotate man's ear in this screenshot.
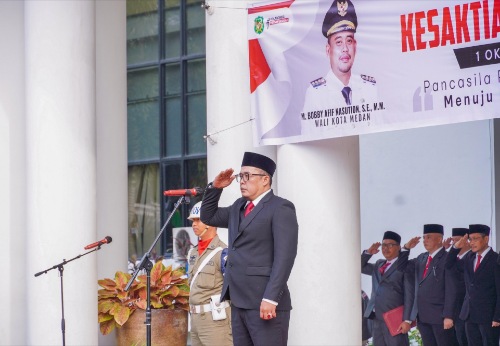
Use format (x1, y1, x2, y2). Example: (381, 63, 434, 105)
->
(262, 175, 270, 187)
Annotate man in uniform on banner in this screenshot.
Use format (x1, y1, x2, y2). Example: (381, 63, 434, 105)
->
(301, 0, 378, 135)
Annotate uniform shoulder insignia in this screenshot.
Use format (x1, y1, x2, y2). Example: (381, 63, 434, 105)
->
(361, 74, 376, 84)
(310, 77, 326, 88)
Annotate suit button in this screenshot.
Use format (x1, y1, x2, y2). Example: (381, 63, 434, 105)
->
(232, 246, 236, 250)
(229, 263, 233, 267)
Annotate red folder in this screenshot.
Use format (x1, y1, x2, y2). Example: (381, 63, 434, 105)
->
(382, 305, 416, 336)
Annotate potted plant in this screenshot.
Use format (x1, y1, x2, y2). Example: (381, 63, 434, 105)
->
(98, 260, 190, 345)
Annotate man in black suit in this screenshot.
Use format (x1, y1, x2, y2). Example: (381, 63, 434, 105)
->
(362, 231, 420, 346)
(200, 152, 298, 346)
(408, 224, 458, 346)
(446, 224, 500, 346)
(449, 228, 470, 346)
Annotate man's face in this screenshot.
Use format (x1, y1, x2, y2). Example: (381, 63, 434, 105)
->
(190, 218, 208, 237)
(239, 166, 269, 201)
(422, 233, 443, 252)
(468, 233, 489, 253)
(326, 31, 357, 77)
(381, 240, 400, 261)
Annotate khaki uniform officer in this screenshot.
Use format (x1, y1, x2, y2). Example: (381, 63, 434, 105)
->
(187, 201, 232, 346)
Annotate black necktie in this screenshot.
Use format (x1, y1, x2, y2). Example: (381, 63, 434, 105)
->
(341, 86, 352, 105)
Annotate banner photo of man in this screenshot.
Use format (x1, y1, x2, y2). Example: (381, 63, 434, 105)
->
(248, 0, 500, 146)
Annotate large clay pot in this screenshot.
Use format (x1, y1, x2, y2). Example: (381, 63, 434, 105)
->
(116, 309, 188, 346)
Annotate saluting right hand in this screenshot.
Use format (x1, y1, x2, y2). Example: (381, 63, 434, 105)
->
(442, 237, 453, 249)
(404, 236, 421, 250)
(453, 234, 468, 249)
(213, 168, 235, 189)
(366, 242, 381, 255)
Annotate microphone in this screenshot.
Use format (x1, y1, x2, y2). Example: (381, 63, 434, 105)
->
(163, 187, 204, 197)
(84, 236, 112, 250)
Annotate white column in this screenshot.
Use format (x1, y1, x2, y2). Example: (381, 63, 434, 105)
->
(205, 0, 276, 208)
(96, 0, 128, 280)
(279, 138, 361, 345)
(206, 2, 361, 345)
(25, 1, 97, 345)
(0, 1, 26, 345)
(96, 1, 128, 343)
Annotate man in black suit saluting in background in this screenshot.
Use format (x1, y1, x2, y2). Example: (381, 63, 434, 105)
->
(446, 224, 500, 346)
(201, 152, 298, 346)
(408, 224, 458, 346)
(362, 231, 420, 346)
(449, 227, 471, 346)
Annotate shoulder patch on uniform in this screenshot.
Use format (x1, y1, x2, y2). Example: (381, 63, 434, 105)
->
(310, 77, 326, 88)
(361, 74, 376, 84)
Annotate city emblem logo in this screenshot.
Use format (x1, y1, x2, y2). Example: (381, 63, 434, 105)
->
(254, 16, 265, 34)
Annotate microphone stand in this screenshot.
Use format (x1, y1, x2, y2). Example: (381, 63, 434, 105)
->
(125, 195, 189, 346)
(34, 246, 105, 346)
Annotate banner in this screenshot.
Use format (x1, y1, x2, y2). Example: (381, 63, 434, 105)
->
(248, 0, 500, 146)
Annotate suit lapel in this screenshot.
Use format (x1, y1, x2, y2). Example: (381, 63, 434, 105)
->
(464, 251, 475, 277)
(418, 253, 429, 283)
(420, 247, 445, 282)
(235, 191, 274, 241)
(376, 261, 385, 281)
(473, 249, 493, 277)
(380, 260, 396, 282)
(232, 199, 247, 240)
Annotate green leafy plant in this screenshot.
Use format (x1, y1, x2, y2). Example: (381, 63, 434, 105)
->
(408, 328, 423, 346)
(365, 327, 422, 346)
(97, 261, 189, 335)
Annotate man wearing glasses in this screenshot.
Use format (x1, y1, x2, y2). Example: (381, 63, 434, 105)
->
(446, 224, 500, 346)
(361, 231, 420, 346)
(407, 224, 459, 346)
(200, 151, 298, 346)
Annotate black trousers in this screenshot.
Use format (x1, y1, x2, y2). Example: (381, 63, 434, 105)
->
(465, 321, 500, 346)
(455, 318, 468, 346)
(231, 305, 290, 346)
(371, 317, 409, 346)
(418, 321, 458, 346)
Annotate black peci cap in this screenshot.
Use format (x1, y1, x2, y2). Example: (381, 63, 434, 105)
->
(383, 231, 401, 245)
(452, 228, 468, 237)
(468, 224, 490, 236)
(322, 0, 358, 38)
(423, 224, 444, 235)
(241, 152, 276, 177)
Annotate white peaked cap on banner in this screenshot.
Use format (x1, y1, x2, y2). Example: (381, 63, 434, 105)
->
(187, 201, 202, 220)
